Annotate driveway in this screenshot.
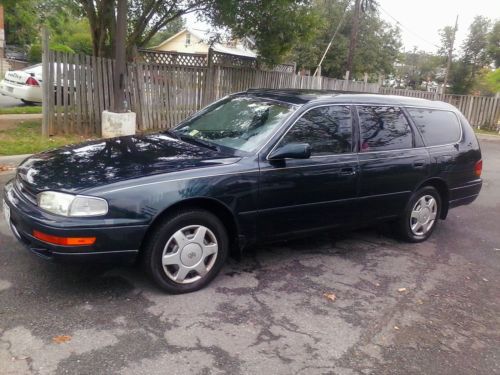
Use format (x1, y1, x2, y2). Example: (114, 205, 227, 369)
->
(1, 140, 499, 375)
(0, 95, 24, 108)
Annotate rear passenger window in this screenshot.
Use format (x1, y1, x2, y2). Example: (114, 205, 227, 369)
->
(407, 108, 461, 146)
(281, 105, 352, 155)
(358, 106, 413, 152)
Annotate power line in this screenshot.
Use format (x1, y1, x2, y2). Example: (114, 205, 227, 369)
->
(378, 5, 441, 50)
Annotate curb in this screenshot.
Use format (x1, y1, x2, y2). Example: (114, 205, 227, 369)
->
(476, 133, 500, 142)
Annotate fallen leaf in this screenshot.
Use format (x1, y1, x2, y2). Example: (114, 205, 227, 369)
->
(398, 287, 407, 292)
(0, 165, 15, 172)
(482, 278, 488, 282)
(394, 326, 399, 330)
(52, 335, 72, 344)
(323, 292, 337, 302)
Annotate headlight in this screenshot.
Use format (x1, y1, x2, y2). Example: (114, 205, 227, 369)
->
(37, 191, 108, 217)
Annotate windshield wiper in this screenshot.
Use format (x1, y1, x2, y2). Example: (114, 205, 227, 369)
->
(164, 129, 180, 140)
(178, 134, 220, 151)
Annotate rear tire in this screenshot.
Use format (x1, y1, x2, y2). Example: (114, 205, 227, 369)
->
(397, 186, 441, 243)
(143, 209, 229, 294)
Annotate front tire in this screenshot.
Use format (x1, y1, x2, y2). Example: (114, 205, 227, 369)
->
(397, 186, 441, 242)
(143, 209, 229, 294)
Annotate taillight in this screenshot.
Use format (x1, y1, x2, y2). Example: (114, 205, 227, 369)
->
(25, 76, 39, 86)
(474, 160, 482, 177)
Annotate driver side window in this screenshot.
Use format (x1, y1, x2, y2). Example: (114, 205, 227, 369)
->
(280, 105, 353, 155)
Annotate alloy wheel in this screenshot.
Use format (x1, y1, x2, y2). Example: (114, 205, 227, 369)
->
(409, 195, 438, 236)
(161, 225, 218, 284)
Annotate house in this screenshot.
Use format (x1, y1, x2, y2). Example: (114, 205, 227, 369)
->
(152, 27, 257, 59)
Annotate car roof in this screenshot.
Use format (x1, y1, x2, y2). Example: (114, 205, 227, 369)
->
(244, 89, 456, 111)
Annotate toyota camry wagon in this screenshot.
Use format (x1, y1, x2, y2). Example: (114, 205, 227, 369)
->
(3, 89, 482, 293)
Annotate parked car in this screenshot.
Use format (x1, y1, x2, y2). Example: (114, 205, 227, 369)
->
(0, 64, 42, 104)
(3, 90, 482, 293)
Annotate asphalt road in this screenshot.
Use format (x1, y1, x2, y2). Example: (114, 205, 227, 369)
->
(1, 140, 499, 375)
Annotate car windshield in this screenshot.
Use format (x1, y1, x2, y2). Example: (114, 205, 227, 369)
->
(173, 96, 296, 153)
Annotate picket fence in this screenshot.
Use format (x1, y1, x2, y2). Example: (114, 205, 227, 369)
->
(42, 50, 499, 135)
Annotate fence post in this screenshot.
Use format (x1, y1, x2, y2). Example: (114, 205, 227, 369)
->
(467, 96, 474, 126)
(41, 27, 50, 137)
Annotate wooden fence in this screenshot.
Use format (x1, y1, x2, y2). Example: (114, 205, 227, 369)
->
(42, 50, 499, 135)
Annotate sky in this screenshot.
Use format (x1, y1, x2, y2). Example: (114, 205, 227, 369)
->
(376, 0, 498, 53)
(186, 0, 499, 54)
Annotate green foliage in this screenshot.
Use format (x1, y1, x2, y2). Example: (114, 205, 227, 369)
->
(461, 16, 491, 69)
(146, 17, 185, 47)
(28, 44, 43, 63)
(208, 0, 319, 64)
(488, 21, 500, 68)
(474, 68, 500, 94)
(291, 0, 401, 79)
(2, 0, 39, 46)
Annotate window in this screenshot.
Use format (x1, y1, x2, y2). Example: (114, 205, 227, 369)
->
(358, 106, 413, 152)
(280, 106, 353, 155)
(407, 108, 461, 146)
(185, 33, 191, 46)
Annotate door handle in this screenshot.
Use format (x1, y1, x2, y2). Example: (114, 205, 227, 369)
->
(339, 167, 357, 176)
(413, 160, 426, 168)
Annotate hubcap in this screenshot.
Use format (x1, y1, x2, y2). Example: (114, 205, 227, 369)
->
(410, 195, 438, 236)
(162, 225, 218, 284)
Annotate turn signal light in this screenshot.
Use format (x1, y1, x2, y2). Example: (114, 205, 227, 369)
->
(33, 230, 96, 246)
(474, 160, 483, 177)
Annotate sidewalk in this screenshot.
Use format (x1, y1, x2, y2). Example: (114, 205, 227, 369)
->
(0, 113, 42, 131)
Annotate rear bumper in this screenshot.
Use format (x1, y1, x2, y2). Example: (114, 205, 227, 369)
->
(3, 180, 147, 263)
(0, 80, 42, 102)
(449, 179, 482, 208)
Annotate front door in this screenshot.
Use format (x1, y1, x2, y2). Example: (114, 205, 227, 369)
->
(257, 105, 360, 241)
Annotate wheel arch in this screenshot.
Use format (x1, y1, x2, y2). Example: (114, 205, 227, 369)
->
(139, 197, 241, 257)
(415, 178, 450, 219)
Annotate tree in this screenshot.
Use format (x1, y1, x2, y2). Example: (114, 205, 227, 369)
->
(437, 26, 455, 57)
(204, 0, 318, 64)
(461, 16, 491, 80)
(146, 17, 185, 48)
(345, 0, 377, 77)
(74, 0, 319, 62)
(291, 0, 400, 79)
(488, 21, 500, 68)
(1, 0, 39, 46)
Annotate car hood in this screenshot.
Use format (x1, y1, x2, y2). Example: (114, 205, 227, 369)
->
(16, 133, 238, 193)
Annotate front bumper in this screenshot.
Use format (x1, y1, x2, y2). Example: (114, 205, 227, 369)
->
(3, 179, 148, 263)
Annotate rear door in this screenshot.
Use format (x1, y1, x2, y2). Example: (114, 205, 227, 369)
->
(356, 105, 430, 221)
(257, 104, 360, 241)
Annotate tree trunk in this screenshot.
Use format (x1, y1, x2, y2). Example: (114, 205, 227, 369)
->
(346, 0, 361, 78)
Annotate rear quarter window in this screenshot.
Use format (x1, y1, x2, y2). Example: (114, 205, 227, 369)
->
(407, 108, 462, 146)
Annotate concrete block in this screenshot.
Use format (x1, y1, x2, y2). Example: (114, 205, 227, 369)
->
(101, 110, 136, 138)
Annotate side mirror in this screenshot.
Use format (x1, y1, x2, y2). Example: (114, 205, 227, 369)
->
(268, 143, 311, 160)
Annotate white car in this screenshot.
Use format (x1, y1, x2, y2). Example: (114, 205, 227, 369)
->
(0, 64, 43, 104)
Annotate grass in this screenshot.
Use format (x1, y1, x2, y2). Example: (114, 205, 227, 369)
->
(474, 128, 500, 136)
(0, 120, 93, 156)
(0, 106, 43, 115)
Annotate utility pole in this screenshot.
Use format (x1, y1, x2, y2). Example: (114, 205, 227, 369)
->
(345, 0, 361, 79)
(113, 0, 127, 112)
(442, 15, 458, 97)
